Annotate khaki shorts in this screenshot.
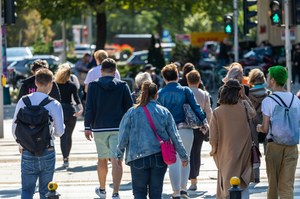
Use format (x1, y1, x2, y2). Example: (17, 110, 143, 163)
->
(93, 131, 119, 159)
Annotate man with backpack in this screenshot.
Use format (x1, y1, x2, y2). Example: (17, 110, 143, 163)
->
(257, 65, 300, 198)
(12, 68, 64, 199)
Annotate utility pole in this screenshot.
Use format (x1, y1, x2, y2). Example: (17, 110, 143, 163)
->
(233, 0, 239, 62)
(0, 0, 3, 138)
(62, 20, 66, 63)
(284, 0, 292, 92)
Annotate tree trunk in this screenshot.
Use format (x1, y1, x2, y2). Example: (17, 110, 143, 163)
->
(96, 12, 106, 50)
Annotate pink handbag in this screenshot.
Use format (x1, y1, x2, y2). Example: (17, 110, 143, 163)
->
(142, 106, 176, 165)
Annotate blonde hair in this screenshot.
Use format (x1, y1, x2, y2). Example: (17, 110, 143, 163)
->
(248, 68, 265, 85)
(94, 50, 108, 65)
(55, 63, 71, 84)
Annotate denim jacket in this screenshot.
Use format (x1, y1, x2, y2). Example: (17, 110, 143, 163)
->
(158, 82, 207, 124)
(117, 100, 188, 164)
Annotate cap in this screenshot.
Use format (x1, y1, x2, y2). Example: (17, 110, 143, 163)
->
(143, 64, 156, 71)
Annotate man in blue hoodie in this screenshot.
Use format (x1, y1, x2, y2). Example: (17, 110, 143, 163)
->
(84, 58, 133, 199)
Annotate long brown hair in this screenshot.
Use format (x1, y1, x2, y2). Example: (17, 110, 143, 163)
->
(135, 81, 158, 107)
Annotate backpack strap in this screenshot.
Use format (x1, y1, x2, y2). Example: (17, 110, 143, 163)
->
(39, 97, 54, 107)
(272, 93, 288, 107)
(288, 94, 295, 109)
(22, 96, 32, 107)
(268, 95, 282, 107)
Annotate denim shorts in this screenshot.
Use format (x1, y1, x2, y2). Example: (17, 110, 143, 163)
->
(94, 131, 119, 159)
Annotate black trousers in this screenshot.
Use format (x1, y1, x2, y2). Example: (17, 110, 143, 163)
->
(60, 116, 77, 159)
(189, 128, 205, 179)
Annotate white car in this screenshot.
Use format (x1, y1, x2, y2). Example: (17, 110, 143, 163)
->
(74, 44, 95, 58)
(6, 47, 33, 66)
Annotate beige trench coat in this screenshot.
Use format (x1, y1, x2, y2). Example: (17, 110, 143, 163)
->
(209, 100, 256, 199)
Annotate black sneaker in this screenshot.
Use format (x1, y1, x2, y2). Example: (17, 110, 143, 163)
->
(112, 193, 120, 199)
(171, 196, 180, 199)
(180, 190, 190, 199)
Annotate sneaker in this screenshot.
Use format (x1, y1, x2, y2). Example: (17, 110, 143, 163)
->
(180, 190, 190, 199)
(63, 158, 69, 168)
(171, 196, 180, 199)
(95, 187, 106, 198)
(112, 193, 120, 199)
(188, 184, 197, 191)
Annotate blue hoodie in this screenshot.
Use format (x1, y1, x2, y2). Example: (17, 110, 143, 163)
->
(84, 76, 133, 132)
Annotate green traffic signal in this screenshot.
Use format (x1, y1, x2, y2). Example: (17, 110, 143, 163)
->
(272, 13, 280, 23)
(225, 25, 232, 34)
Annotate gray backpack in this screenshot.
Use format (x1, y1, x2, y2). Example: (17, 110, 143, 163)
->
(268, 93, 299, 146)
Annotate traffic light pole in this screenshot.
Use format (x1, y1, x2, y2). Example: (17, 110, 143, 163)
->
(234, 0, 239, 62)
(284, 0, 292, 92)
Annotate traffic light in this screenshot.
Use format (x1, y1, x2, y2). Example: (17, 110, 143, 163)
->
(4, 0, 17, 25)
(224, 15, 233, 34)
(269, 0, 282, 26)
(292, 0, 300, 25)
(243, 0, 257, 35)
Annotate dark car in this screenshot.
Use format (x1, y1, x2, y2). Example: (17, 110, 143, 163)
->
(8, 55, 61, 88)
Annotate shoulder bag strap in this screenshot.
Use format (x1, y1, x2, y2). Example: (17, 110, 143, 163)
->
(142, 106, 163, 143)
(243, 101, 254, 142)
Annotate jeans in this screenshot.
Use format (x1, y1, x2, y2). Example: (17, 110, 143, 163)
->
(130, 153, 167, 199)
(21, 149, 56, 199)
(169, 128, 193, 192)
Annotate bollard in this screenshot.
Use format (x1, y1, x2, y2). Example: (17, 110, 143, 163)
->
(228, 176, 242, 199)
(45, 181, 60, 199)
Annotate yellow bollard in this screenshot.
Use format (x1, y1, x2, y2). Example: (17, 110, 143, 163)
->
(45, 182, 60, 199)
(228, 176, 242, 199)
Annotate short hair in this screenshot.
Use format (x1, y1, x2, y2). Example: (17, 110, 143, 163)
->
(268, 65, 288, 86)
(218, 79, 241, 105)
(101, 58, 116, 73)
(35, 68, 53, 86)
(135, 72, 152, 90)
(31, 59, 49, 72)
(248, 68, 265, 85)
(182, 63, 195, 77)
(55, 63, 71, 84)
(186, 70, 201, 85)
(161, 64, 178, 81)
(94, 50, 108, 64)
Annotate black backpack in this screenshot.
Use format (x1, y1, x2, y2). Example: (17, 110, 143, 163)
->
(15, 96, 53, 156)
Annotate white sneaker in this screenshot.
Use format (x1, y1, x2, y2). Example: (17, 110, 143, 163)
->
(95, 187, 106, 198)
(112, 193, 120, 199)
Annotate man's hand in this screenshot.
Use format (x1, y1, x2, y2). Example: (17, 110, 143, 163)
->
(84, 130, 93, 141)
(256, 124, 263, 133)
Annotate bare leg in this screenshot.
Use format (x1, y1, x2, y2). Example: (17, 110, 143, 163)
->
(111, 158, 123, 194)
(98, 158, 108, 189)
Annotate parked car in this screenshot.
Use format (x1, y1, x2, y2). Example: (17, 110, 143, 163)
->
(8, 55, 61, 88)
(125, 48, 172, 67)
(6, 47, 33, 66)
(74, 44, 96, 58)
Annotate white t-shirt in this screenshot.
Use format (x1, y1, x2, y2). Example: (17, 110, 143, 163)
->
(261, 91, 300, 139)
(84, 65, 121, 85)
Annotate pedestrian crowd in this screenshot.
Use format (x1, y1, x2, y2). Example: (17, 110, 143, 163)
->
(11, 49, 300, 199)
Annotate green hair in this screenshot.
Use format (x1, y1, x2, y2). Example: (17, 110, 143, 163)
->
(268, 65, 288, 86)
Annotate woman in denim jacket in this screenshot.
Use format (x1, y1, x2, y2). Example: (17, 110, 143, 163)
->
(117, 81, 189, 199)
(158, 64, 209, 199)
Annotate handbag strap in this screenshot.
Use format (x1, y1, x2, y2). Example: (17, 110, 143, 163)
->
(142, 106, 163, 143)
(243, 101, 255, 142)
